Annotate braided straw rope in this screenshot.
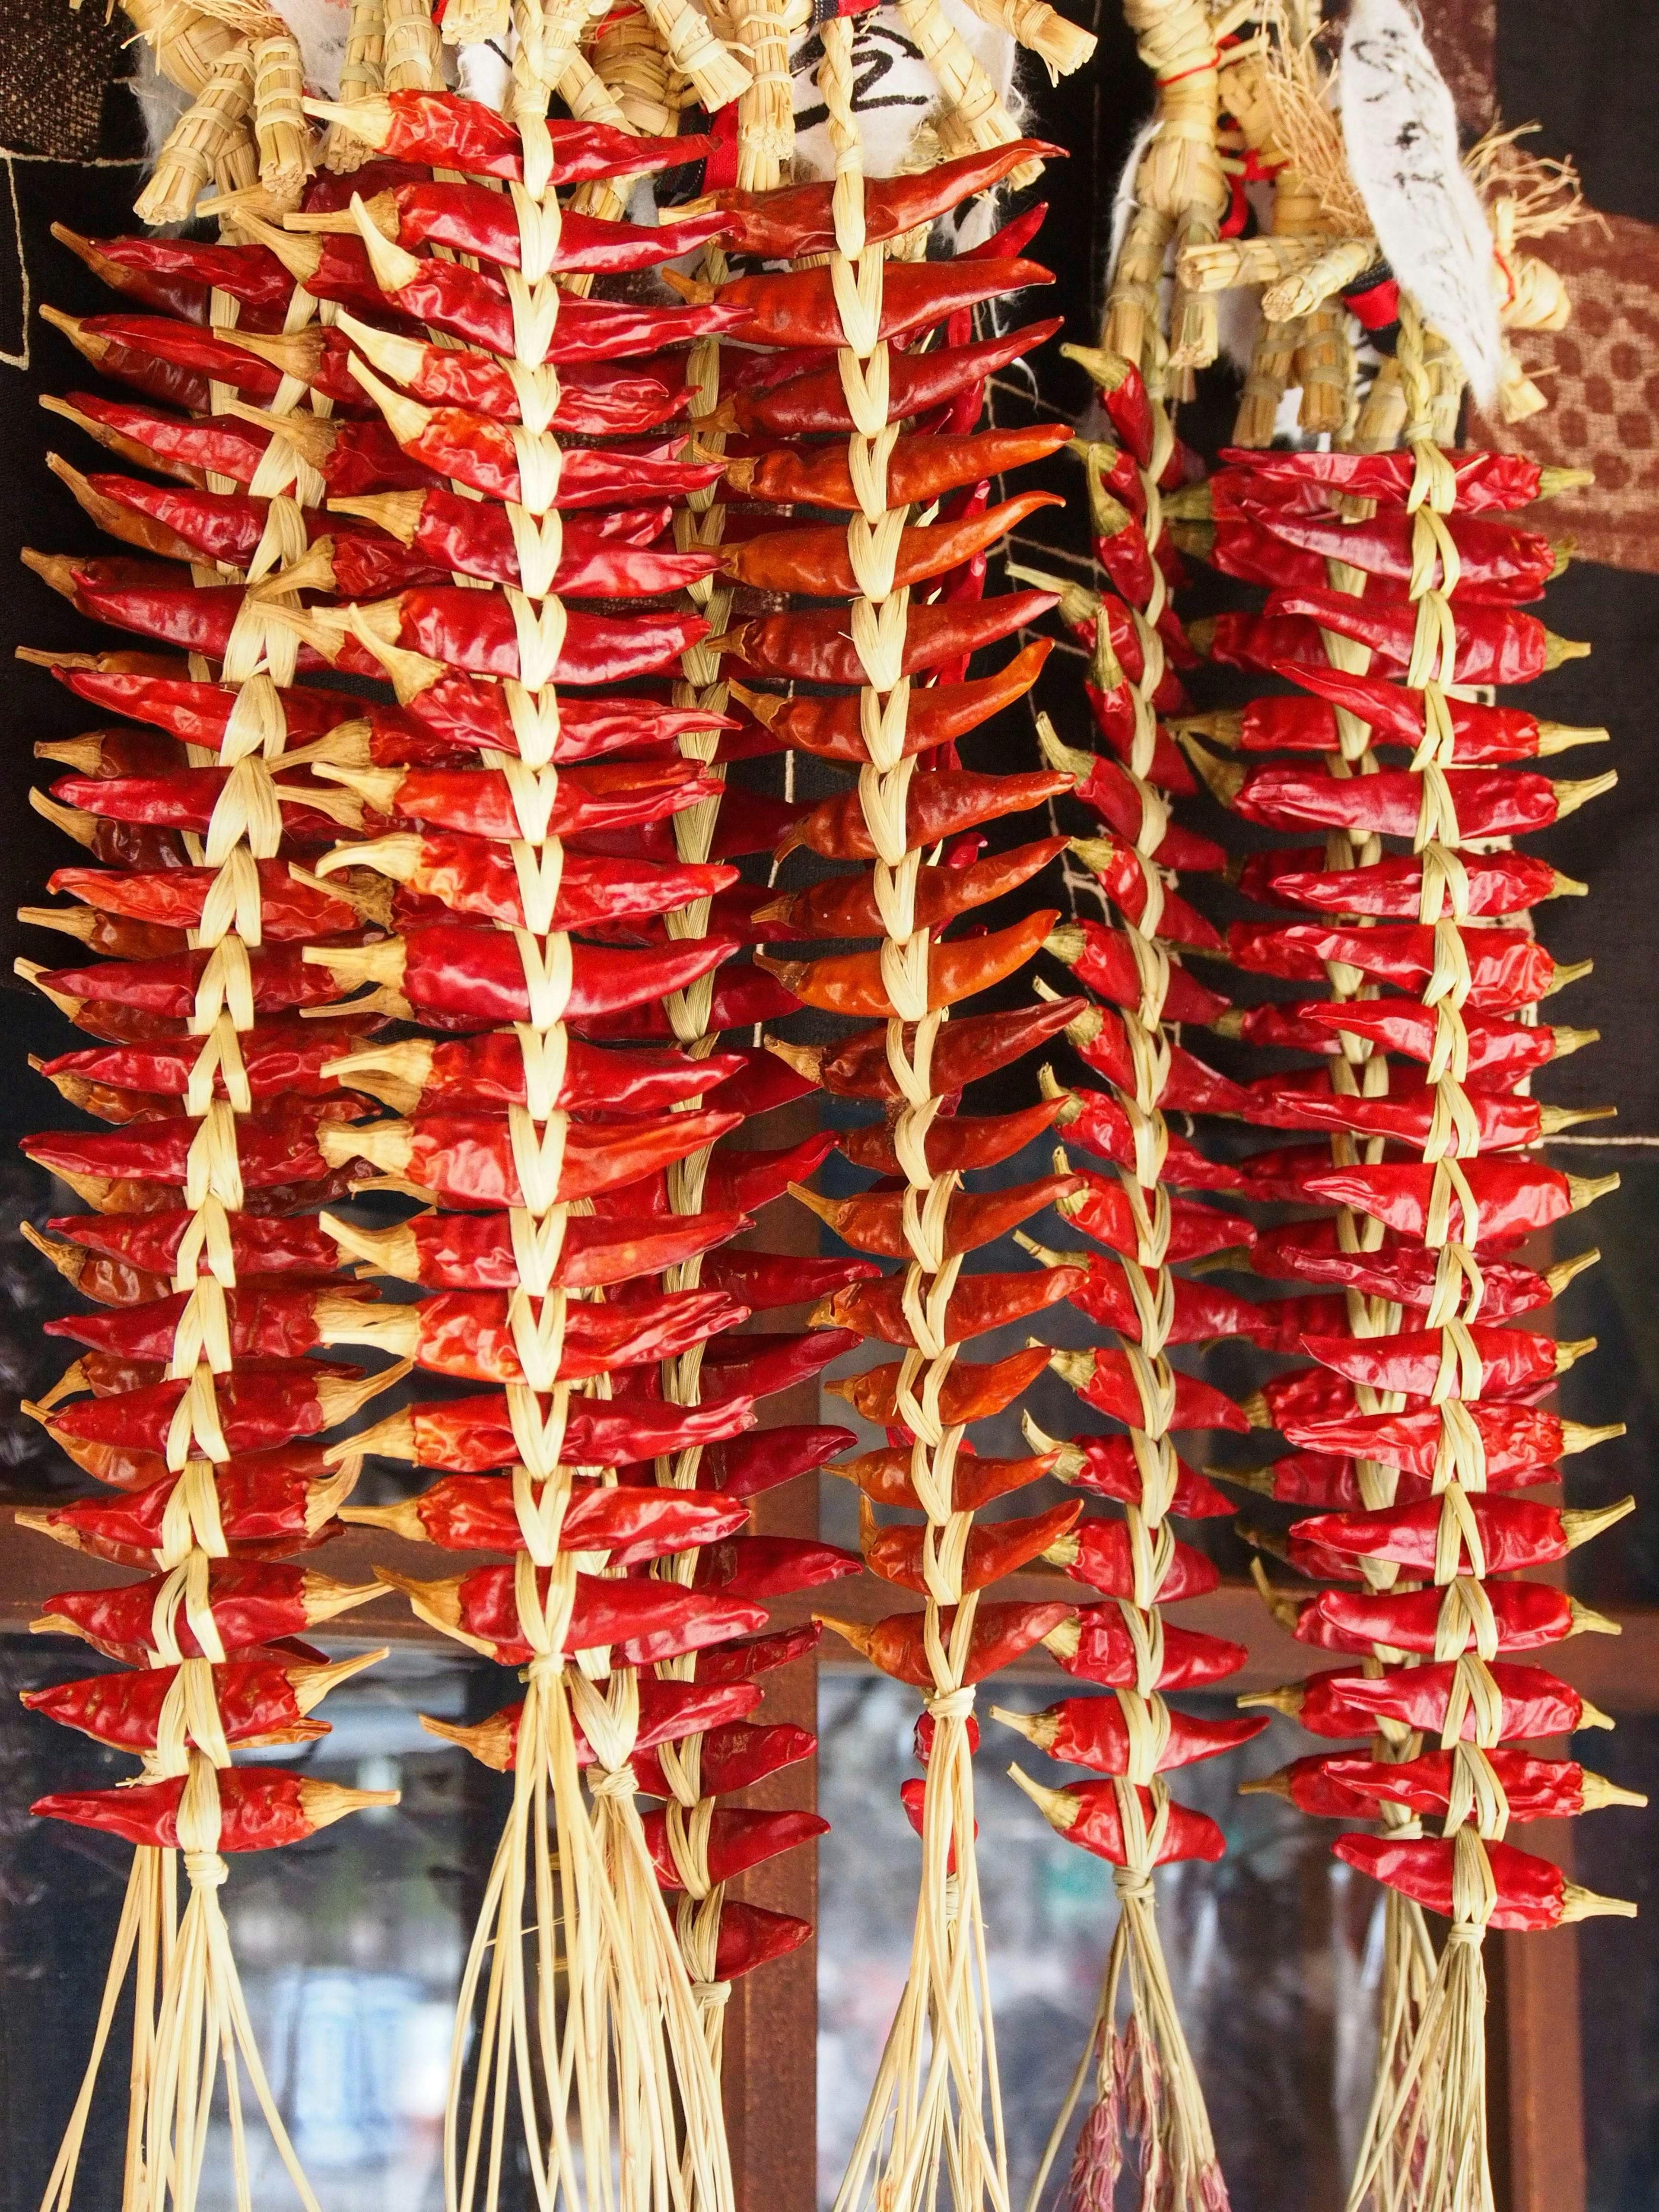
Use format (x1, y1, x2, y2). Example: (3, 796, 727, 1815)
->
(1020, 404, 1225, 2212)
(817, 24, 1010, 2212)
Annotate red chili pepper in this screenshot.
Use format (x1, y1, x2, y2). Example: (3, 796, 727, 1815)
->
(347, 1475, 746, 1560)
(38, 1562, 381, 1663)
(733, 644, 1052, 769)
(1279, 1401, 1590, 1483)
(51, 1210, 342, 1282)
(712, 318, 1062, 435)
(1227, 918, 1567, 1013)
(759, 909, 1056, 1020)
(312, 181, 729, 273)
(1056, 1161, 1251, 1264)
(1237, 846, 1566, 921)
(1049, 1345, 1249, 1433)
(1047, 1084, 1249, 1194)
(836, 1099, 1066, 1179)
(54, 312, 295, 408)
(1062, 1002, 1247, 1117)
(321, 1284, 747, 1386)
(210, 405, 446, 498)
(1045, 920, 1230, 1022)
(861, 1500, 1082, 1594)
(314, 91, 703, 185)
(26, 942, 351, 1023)
(326, 1029, 737, 1119)
(378, 1564, 766, 1670)
(329, 487, 717, 600)
(1046, 1517, 1220, 1601)
(41, 1363, 398, 1461)
(45, 1285, 375, 1366)
(318, 1106, 741, 1210)
(778, 768, 1070, 865)
(1321, 1748, 1633, 1824)
(1017, 1776, 1224, 1866)
(1043, 1607, 1246, 1689)
(828, 1446, 1060, 1515)
(622, 1425, 856, 1503)
(1243, 1754, 1381, 1820)
(47, 863, 372, 947)
(1254, 659, 1589, 761)
(1044, 1433, 1233, 1519)
(34, 1770, 394, 1851)
(356, 1387, 758, 1477)
(1265, 588, 1576, 684)
(48, 766, 358, 846)
(828, 1346, 1051, 1430)
(1067, 836, 1220, 948)
(688, 1534, 861, 1600)
(704, 140, 1055, 258)
(58, 228, 294, 315)
(633, 1719, 816, 1802)
(20, 1458, 353, 1568)
(640, 1805, 828, 1891)
(43, 391, 272, 489)
(759, 836, 1061, 945)
(799, 1175, 1079, 1265)
(1310, 1583, 1590, 1659)
(1294, 1493, 1622, 1576)
(432, 1677, 767, 1773)
(712, 1906, 812, 1980)
(1306, 1158, 1610, 1246)
(694, 256, 1049, 352)
(295, 589, 711, 689)
(715, 586, 1056, 684)
(816, 1599, 1077, 1688)
(695, 1130, 840, 1215)
(23, 1648, 355, 1754)
(1000, 1698, 1267, 1773)
(727, 425, 1071, 511)
(1224, 763, 1602, 842)
(686, 1250, 880, 1318)
(1255, 1659, 1602, 1741)
(1043, 1250, 1252, 1347)
(720, 491, 1061, 598)
(22, 1111, 357, 1207)
(1239, 1070, 1572, 1153)
(1247, 1235, 1564, 1325)
(1334, 1835, 1630, 1931)
(336, 1206, 748, 1293)
(324, 836, 735, 933)
(797, 995, 1083, 1105)
(1217, 446, 1569, 513)
(693, 1622, 823, 1685)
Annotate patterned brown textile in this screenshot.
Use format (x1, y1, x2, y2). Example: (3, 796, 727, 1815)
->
(0, 0, 130, 161)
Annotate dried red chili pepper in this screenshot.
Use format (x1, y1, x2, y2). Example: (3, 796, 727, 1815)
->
(41, 390, 273, 489)
(23, 1648, 366, 1754)
(1035, 1429, 1233, 1519)
(324, 1029, 737, 1118)
(1050, 1249, 1259, 1347)
(20, 1458, 356, 1567)
(639, 1805, 828, 1891)
(1042, 1607, 1246, 1689)
(47, 765, 358, 846)
(1045, 1518, 1220, 1601)
(298, 588, 712, 688)
(383, 1563, 770, 1670)
(828, 1346, 1051, 1429)
(50, 311, 296, 410)
(331, 1206, 749, 1294)
(311, 90, 702, 183)
(1054, 1158, 1251, 1264)
(711, 318, 1062, 435)
(620, 1426, 856, 1503)
(1014, 1775, 1225, 1865)
(1066, 836, 1221, 948)
(1280, 1401, 1610, 1483)
(1245, 505, 1555, 601)
(720, 491, 1061, 598)
(1334, 1834, 1631, 1929)
(1227, 918, 1576, 1013)
(1245, 1660, 1608, 1742)
(1277, 998, 1595, 1078)
(699, 1130, 842, 1213)
(713, 588, 1057, 685)
(1043, 919, 1230, 1022)
(327, 757, 716, 841)
(51, 1210, 342, 1282)
(1320, 1748, 1641, 1824)
(1239, 1754, 1381, 1820)
(22, 1106, 358, 1202)
(300, 180, 729, 273)
(732, 646, 1052, 770)
(1047, 1345, 1248, 1433)
(349, 1388, 758, 1478)
(712, 1907, 813, 1980)
(828, 1446, 1060, 1514)
(37, 1562, 382, 1662)
(998, 1697, 1266, 1773)
(306, 927, 741, 1027)
(56, 226, 294, 315)
(688, 1534, 861, 1600)
(325, 487, 718, 600)
(1046, 1084, 1249, 1194)
(1238, 846, 1571, 922)
(758, 836, 1061, 944)
(426, 1678, 765, 1773)
(318, 1105, 741, 1210)
(785, 995, 1082, 1106)
(1060, 1003, 1247, 1118)
(836, 1099, 1066, 1179)
(1306, 1158, 1615, 1246)
(1310, 1583, 1605, 1658)
(1264, 587, 1583, 683)
(345, 1476, 746, 1560)
(632, 1719, 816, 1802)
(34, 1770, 396, 1851)
(1294, 1494, 1629, 1576)
(38, 1362, 401, 1461)
(321, 835, 735, 933)
(860, 1499, 1082, 1594)
(727, 425, 1071, 510)
(45, 1284, 376, 1366)
(796, 1175, 1079, 1264)
(1217, 446, 1582, 513)
(683, 255, 1049, 352)
(47, 863, 372, 947)
(1221, 762, 1609, 842)
(1243, 659, 1601, 761)
(1248, 1236, 1576, 1327)
(1240, 1071, 1592, 1153)
(759, 909, 1057, 1020)
(815, 1599, 1077, 1688)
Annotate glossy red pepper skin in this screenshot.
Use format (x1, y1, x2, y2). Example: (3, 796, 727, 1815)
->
(1284, 998, 1570, 1078)
(688, 1535, 861, 1601)
(39, 1563, 337, 1661)
(1290, 1660, 1590, 1741)
(50, 766, 354, 845)
(48, 661, 362, 748)
(34, 1770, 354, 1852)
(619, 1426, 857, 1503)
(734, 644, 1052, 769)
(707, 257, 1051, 351)
(355, 93, 704, 184)
(357, 1106, 740, 1209)
(337, 591, 710, 687)
(25, 1461, 343, 1566)
(1218, 446, 1553, 513)
(729, 426, 1071, 511)
(1041, 1783, 1224, 1867)
(1249, 1236, 1555, 1324)
(48, 864, 367, 945)
(395, 1389, 757, 1475)
(836, 1100, 1065, 1180)
(1257, 659, 1554, 758)
(375, 839, 735, 932)
(345, 1030, 738, 1116)
(831, 1346, 1051, 1431)
(51, 1210, 340, 1280)
(1063, 1347, 1249, 1434)
(1279, 1402, 1572, 1481)
(23, 1656, 322, 1753)
(348, 182, 729, 273)
(1023, 1700, 1267, 1774)
(762, 909, 1057, 1020)
(387, 1475, 747, 1558)
(716, 588, 1057, 684)
(391, 925, 739, 1026)
(718, 318, 1062, 435)
(367, 487, 718, 599)
(23, 1108, 355, 1198)
(1049, 1608, 1246, 1690)
(1310, 1583, 1578, 1658)
(47, 390, 273, 489)
(1322, 1748, 1595, 1824)
(29, 943, 347, 1023)
(1304, 1160, 1579, 1246)
(863, 1502, 1082, 1595)
(633, 1720, 816, 1803)
(1060, 1169, 1250, 1266)
(1068, 1005, 1246, 1118)
(46, 1286, 369, 1365)
(439, 1566, 766, 1669)
(1068, 1260, 1258, 1347)
(1054, 919, 1231, 1023)
(1228, 763, 1574, 842)
(1332, 1836, 1575, 1931)
(1055, 1088, 1248, 1194)
(381, 1208, 744, 1293)
(43, 1366, 357, 1458)
(761, 836, 1062, 942)
(378, 407, 724, 512)
(327, 331, 690, 432)
(393, 1285, 748, 1387)
(826, 1601, 1077, 1689)
(640, 1806, 828, 1891)
(66, 230, 294, 314)
(367, 759, 716, 840)
(1228, 919, 1559, 1013)
(780, 768, 1070, 864)
(1240, 1070, 1553, 1153)
(1266, 588, 1554, 683)
(808, 996, 1082, 1105)
(721, 491, 1061, 598)
(1239, 847, 1560, 921)
(1295, 1495, 1581, 1575)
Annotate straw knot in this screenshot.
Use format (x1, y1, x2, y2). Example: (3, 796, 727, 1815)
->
(184, 1851, 229, 1890)
(588, 1763, 637, 1800)
(925, 1687, 977, 1722)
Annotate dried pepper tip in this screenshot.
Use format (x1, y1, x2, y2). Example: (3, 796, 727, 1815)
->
(811, 1614, 880, 1666)
(990, 1705, 1058, 1752)
(1539, 1104, 1618, 1136)
(292, 1649, 389, 1712)
(1549, 772, 1621, 823)
(1016, 1414, 1084, 1484)
(1562, 1498, 1638, 1550)
(1058, 344, 1136, 396)
(1579, 1772, 1649, 1811)
(1543, 630, 1592, 668)
(1236, 1770, 1294, 1801)
(1569, 1600, 1623, 1637)
(1236, 1683, 1304, 1717)
(1562, 1418, 1627, 1454)
(1179, 742, 1246, 809)
(1568, 1171, 1622, 1211)
(1535, 721, 1611, 756)
(1557, 1885, 1639, 1924)
(1552, 1335, 1599, 1375)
